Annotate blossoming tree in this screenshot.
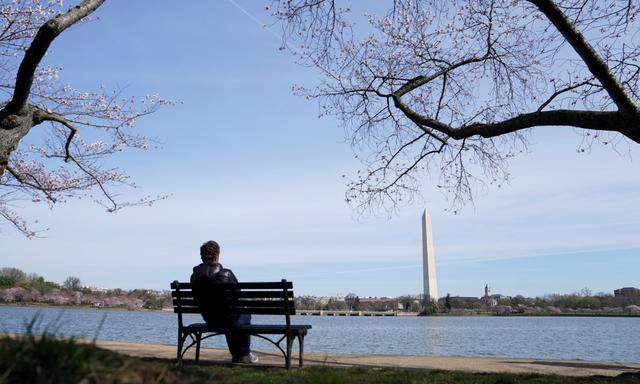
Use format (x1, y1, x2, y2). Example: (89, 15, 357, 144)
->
(0, 0, 171, 236)
(272, 0, 640, 213)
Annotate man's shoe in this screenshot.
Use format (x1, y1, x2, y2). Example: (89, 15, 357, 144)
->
(236, 352, 259, 364)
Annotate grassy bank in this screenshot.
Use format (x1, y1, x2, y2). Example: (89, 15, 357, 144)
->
(1, 332, 639, 384)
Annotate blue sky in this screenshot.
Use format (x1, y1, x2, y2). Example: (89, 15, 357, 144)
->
(2, 1, 640, 297)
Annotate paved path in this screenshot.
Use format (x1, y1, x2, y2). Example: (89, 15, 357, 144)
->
(92, 339, 640, 377)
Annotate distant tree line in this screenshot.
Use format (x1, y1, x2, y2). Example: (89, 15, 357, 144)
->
(295, 289, 640, 316)
(501, 292, 640, 311)
(440, 288, 640, 315)
(4, 266, 637, 316)
(0, 267, 170, 310)
(295, 293, 424, 312)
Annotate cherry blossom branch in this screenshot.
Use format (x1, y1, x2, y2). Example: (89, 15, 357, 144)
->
(0, 1, 172, 235)
(33, 109, 77, 162)
(0, 202, 35, 237)
(5, 164, 57, 203)
(7, 0, 105, 113)
(67, 155, 118, 212)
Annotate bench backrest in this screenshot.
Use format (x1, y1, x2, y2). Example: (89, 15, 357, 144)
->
(170, 280, 295, 327)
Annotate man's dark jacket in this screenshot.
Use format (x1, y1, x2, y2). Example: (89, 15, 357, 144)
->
(190, 261, 239, 324)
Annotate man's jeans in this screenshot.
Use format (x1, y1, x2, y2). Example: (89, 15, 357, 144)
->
(205, 314, 252, 358)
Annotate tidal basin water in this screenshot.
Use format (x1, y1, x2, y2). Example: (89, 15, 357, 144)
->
(1, 305, 638, 362)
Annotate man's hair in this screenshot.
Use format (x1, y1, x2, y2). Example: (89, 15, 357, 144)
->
(200, 240, 220, 262)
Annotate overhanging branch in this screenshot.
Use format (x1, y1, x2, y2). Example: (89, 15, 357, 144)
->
(6, 0, 105, 113)
(393, 94, 640, 143)
(527, 0, 639, 115)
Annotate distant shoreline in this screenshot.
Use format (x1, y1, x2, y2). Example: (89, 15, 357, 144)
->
(2, 303, 639, 318)
(0, 302, 168, 313)
(435, 312, 640, 318)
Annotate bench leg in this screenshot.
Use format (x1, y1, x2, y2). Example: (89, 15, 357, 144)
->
(177, 331, 184, 362)
(298, 334, 305, 367)
(195, 332, 202, 363)
(285, 335, 293, 369)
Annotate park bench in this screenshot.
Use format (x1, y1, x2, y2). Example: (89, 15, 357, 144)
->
(170, 279, 311, 368)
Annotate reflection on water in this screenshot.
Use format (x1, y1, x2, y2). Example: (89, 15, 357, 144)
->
(1, 305, 638, 362)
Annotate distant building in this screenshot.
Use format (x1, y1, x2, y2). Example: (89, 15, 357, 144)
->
(481, 284, 498, 307)
(614, 287, 640, 297)
(449, 296, 481, 307)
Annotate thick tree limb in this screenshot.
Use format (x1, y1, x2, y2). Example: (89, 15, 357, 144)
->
(6, 0, 105, 113)
(393, 94, 640, 143)
(527, 0, 639, 115)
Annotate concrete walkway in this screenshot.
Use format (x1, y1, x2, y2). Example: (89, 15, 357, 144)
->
(93, 339, 640, 377)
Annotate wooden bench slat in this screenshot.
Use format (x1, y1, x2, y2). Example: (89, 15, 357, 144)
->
(234, 300, 293, 308)
(171, 291, 195, 298)
(236, 291, 293, 299)
(171, 281, 293, 289)
(173, 307, 296, 315)
(234, 307, 296, 315)
(171, 290, 294, 299)
(174, 307, 202, 313)
(184, 324, 311, 334)
(172, 298, 196, 306)
(172, 299, 294, 308)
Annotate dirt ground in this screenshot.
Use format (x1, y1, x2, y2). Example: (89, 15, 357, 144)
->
(91, 338, 640, 377)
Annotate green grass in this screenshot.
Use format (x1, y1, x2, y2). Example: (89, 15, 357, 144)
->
(1, 332, 639, 384)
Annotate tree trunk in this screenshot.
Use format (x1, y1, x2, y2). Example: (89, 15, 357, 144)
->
(0, 108, 35, 178)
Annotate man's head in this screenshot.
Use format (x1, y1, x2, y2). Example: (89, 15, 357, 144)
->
(200, 240, 220, 263)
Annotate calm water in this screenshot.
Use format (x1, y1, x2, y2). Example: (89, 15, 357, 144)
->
(1, 305, 638, 362)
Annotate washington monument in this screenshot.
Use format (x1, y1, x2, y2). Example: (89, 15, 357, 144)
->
(422, 208, 438, 301)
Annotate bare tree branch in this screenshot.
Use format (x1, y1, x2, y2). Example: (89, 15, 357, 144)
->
(537, 79, 594, 112)
(273, 0, 640, 212)
(527, 0, 639, 115)
(33, 109, 77, 162)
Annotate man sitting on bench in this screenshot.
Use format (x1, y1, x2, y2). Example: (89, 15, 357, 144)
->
(190, 240, 259, 364)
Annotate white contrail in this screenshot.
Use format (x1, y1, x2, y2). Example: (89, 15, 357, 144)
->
(225, 0, 284, 42)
